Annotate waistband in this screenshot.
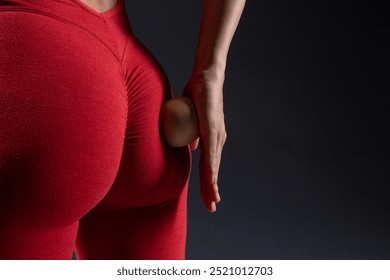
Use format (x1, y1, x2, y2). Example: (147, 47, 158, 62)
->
(0, 0, 125, 21)
(0, 0, 132, 62)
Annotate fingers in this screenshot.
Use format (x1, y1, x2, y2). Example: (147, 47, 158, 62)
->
(199, 147, 217, 212)
(182, 77, 227, 213)
(199, 128, 226, 212)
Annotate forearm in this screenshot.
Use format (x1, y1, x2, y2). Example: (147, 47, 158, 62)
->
(193, 0, 246, 82)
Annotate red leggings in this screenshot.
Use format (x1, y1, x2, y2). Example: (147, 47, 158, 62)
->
(0, 0, 191, 259)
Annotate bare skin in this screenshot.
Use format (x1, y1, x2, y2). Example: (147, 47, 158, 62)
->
(185, 0, 246, 212)
(81, 0, 247, 212)
(79, 0, 117, 13)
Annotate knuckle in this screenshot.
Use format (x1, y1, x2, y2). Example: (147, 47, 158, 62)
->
(219, 130, 227, 144)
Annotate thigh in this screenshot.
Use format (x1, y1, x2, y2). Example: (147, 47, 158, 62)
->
(76, 35, 192, 259)
(0, 11, 127, 259)
(76, 187, 188, 259)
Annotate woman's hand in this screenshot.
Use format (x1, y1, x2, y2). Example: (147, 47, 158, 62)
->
(183, 70, 227, 212)
(184, 0, 245, 212)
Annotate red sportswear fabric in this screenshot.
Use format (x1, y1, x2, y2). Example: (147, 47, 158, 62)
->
(0, 0, 191, 259)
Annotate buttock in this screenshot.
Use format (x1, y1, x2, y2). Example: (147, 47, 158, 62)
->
(95, 34, 192, 210)
(0, 8, 191, 228)
(0, 10, 128, 227)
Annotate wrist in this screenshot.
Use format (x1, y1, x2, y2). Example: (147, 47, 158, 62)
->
(193, 51, 227, 83)
(192, 64, 226, 86)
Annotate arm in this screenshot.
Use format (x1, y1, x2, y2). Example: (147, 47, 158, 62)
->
(184, 0, 246, 212)
(193, 0, 246, 80)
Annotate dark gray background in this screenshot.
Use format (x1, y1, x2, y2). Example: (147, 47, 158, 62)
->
(124, 0, 390, 259)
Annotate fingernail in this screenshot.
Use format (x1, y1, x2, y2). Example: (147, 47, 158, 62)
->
(210, 202, 216, 212)
(215, 192, 221, 203)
